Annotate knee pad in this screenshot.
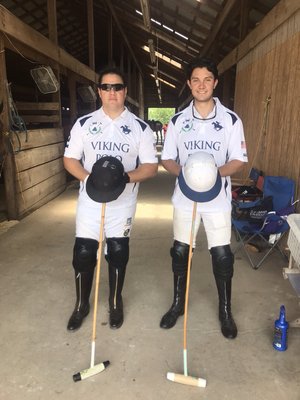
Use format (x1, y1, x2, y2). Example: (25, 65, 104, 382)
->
(106, 237, 129, 270)
(210, 245, 234, 281)
(72, 237, 98, 273)
(171, 240, 190, 276)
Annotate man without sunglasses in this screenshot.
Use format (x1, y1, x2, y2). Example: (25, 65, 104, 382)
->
(160, 58, 248, 339)
(64, 67, 158, 331)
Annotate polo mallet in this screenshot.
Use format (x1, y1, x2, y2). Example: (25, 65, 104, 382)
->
(73, 203, 110, 382)
(167, 201, 207, 388)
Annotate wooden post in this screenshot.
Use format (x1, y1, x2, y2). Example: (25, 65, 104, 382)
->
(120, 43, 124, 73)
(127, 56, 131, 98)
(87, 0, 95, 71)
(138, 72, 144, 119)
(222, 69, 232, 109)
(51, 64, 62, 128)
(47, 1, 61, 128)
(68, 72, 77, 126)
(132, 65, 137, 102)
(239, 0, 250, 41)
(47, 0, 58, 44)
(0, 34, 18, 219)
(87, 0, 96, 110)
(108, 14, 113, 66)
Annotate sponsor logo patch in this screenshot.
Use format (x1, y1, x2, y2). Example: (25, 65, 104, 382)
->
(89, 121, 102, 135)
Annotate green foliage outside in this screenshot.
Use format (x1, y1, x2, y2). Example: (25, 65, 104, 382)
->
(148, 108, 175, 124)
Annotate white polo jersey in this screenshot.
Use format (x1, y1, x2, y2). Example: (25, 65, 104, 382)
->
(162, 98, 248, 212)
(65, 107, 157, 209)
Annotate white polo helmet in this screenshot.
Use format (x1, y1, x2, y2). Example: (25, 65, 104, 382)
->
(178, 152, 222, 202)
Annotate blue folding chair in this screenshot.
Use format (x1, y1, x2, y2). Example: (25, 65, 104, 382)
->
(232, 176, 296, 269)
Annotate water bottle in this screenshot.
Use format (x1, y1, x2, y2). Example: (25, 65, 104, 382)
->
(273, 305, 288, 351)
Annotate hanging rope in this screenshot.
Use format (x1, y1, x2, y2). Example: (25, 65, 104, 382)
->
(244, 95, 271, 181)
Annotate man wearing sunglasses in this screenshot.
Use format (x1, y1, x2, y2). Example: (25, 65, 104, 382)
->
(64, 67, 158, 331)
(160, 57, 248, 339)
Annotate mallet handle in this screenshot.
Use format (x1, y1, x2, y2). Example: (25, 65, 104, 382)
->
(183, 202, 197, 361)
(91, 203, 106, 366)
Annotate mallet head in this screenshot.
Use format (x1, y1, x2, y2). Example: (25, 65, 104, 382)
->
(167, 372, 206, 387)
(73, 360, 110, 382)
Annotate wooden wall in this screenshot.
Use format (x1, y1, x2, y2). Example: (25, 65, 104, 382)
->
(234, 9, 300, 198)
(10, 128, 66, 218)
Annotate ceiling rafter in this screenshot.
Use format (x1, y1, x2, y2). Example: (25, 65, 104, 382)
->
(0, 0, 282, 108)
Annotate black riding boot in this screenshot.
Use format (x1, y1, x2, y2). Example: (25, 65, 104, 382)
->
(108, 265, 126, 329)
(215, 278, 237, 339)
(67, 270, 94, 331)
(160, 274, 187, 329)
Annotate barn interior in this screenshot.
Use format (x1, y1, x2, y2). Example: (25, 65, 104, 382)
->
(0, 1, 300, 399)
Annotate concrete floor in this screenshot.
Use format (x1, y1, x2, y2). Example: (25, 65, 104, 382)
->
(0, 165, 300, 400)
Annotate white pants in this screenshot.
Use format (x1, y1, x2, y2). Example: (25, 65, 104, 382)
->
(76, 201, 137, 241)
(173, 207, 232, 249)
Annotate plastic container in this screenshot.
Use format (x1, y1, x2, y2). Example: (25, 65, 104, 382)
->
(273, 305, 288, 351)
(287, 214, 300, 267)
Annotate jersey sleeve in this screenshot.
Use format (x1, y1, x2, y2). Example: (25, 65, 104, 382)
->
(161, 118, 178, 161)
(138, 124, 158, 164)
(227, 117, 248, 163)
(64, 120, 84, 160)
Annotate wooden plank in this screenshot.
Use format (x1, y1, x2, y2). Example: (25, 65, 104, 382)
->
(10, 128, 64, 150)
(15, 102, 60, 111)
(234, 19, 300, 189)
(15, 143, 65, 172)
(17, 172, 66, 216)
(18, 183, 66, 218)
(17, 158, 65, 191)
(21, 115, 60, 123)
(218, 0, 300, 74)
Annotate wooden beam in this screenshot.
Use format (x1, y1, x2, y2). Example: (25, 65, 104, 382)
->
(47, 0, 58, 44)
(218, 0, 300, 74)
(126, 95, 139, 108)
(0, 33, 18, 219)
(201, 0, 239, 57)
(140, 0, 151, 30)
(127, 56, 131, 96)
(138, 72, 144, 119)
(68, 73, 77, 125)
(21, 115, 61, 124)
(116, 8, 199, 55)
(87, 0, 95, 71)
(0, 6, 98, 83)
(108, 14, 113, 65)
(120, 43, 124, 72)
(103, 0, 143, 75)
(239, 0, 250, 41)
(15, 102, 60, 111)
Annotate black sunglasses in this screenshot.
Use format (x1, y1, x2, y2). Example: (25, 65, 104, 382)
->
(98, 83, 125, 92)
